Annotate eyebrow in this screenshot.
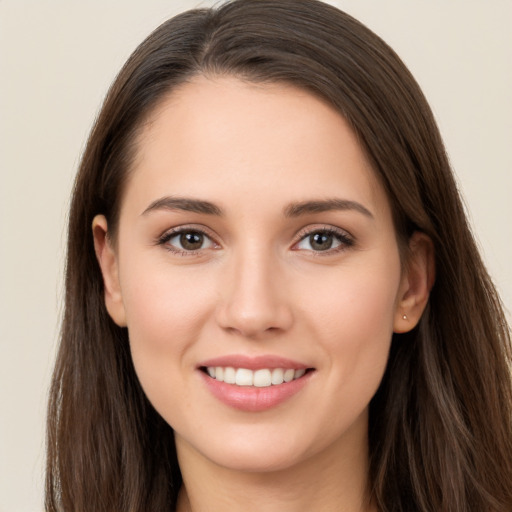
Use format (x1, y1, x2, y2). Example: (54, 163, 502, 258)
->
(141, 196, 223, 216)
(284, 198, 374, 219)
(140, 196, 373, 219)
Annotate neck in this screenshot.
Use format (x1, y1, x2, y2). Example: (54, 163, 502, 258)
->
(175, 412, 376, 512)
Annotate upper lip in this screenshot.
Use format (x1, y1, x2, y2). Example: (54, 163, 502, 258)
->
(198, 354, 311, 371)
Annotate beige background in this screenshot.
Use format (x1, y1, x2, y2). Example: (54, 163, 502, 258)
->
(1, 1, 511, 510)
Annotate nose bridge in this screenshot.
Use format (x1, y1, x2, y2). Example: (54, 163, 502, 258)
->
(216, 242, 293, 337)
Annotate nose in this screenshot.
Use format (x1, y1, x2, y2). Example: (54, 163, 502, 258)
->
(215, 248, 294, 339)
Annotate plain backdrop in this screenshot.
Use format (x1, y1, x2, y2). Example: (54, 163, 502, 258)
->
(1, 1, 511, 510)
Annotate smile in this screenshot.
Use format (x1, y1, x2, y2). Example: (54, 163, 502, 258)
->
(198, 357, 314, 411)
(204, 367, 307, 387)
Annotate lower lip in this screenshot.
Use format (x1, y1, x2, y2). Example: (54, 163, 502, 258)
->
(199, 370, 313, 412)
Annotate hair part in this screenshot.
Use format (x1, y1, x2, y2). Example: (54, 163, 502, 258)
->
(47, 1, 512, 511)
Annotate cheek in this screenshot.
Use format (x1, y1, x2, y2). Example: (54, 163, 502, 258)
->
(122, 256, 215, 337)
(119, 259, 217, 401)
(304, 256, 400, 336)
(296, 262, 400, 439)
(301, 256, 401, 386)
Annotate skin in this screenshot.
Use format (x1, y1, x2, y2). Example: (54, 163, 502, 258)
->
(93, 76, 433, 511)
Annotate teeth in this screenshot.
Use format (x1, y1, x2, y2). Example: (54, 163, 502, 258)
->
(294, 368, 306, 378)
(206, 366, 307, 387)
(223, 366, 236, 384)
(235, 368, 253, 386)
(253, 369, 272, 387)
(283, 369, 295, 382)
(271, 368, 284, 385)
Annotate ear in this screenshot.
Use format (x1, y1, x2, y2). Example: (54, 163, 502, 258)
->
(393, 232, 435, 333)
(92, 215, 127, 327)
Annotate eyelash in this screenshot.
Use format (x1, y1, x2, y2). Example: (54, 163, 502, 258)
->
(156, 225, 219, 256)
(293, 226, 354, 255)
(156, 225, 354, 256)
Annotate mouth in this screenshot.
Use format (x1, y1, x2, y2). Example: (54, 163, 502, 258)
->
(200, 366, 313, 387)
(198, 355, 315, 411)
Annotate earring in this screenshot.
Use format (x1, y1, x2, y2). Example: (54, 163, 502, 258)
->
(402, 314, 408, 320)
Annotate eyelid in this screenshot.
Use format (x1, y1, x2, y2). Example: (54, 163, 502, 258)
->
(291, 224, 355, 253)
(156, 224, 221, 254)
(155, 223, 354, 255)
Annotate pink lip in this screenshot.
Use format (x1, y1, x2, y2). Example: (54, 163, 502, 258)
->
(198, 354, 309, 371)
(197, 354, 314, 412)
(199, 371, 313, 412)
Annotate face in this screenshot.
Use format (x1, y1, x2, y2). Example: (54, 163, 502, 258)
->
(94, 76, 426, 474)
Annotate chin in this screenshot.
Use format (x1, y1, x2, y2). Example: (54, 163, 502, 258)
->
(179, 420, 338, 476)
(207, 444, 305, 474)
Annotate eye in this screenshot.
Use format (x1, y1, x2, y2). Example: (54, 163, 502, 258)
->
(295, 228, 353, 253)
(159, 228, 217, 254)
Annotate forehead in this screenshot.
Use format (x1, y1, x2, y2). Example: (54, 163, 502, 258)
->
(122, 75, 389, 221)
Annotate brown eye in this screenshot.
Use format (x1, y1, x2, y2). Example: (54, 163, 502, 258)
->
(295, 228, 352, 253)
(163, 229, 216, 253)
(309, 232, 334, 251)
(179, 231, 204, 250)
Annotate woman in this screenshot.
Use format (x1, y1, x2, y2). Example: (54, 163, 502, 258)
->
(46, 0, 512, 510)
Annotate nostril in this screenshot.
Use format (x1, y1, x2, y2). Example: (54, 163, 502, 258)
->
(214, 280, 294, 337)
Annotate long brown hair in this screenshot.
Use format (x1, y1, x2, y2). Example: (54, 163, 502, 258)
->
(46, 1, 512, 510)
